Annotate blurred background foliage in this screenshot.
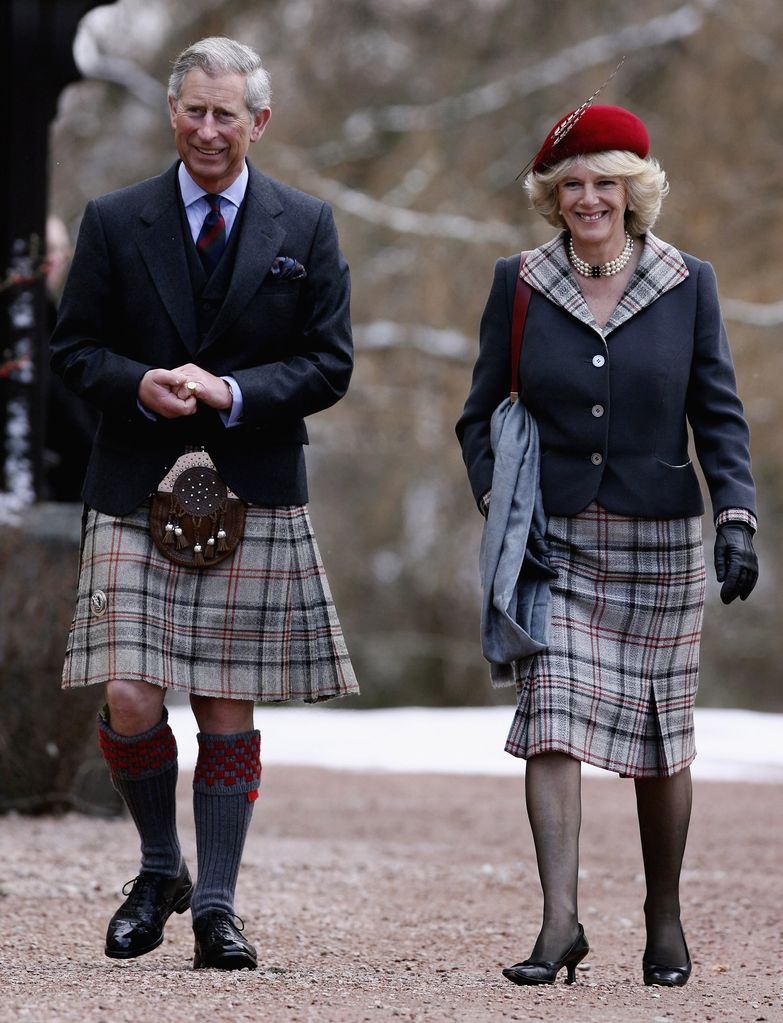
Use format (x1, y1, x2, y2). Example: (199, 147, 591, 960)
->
(49, 0, 783, 710)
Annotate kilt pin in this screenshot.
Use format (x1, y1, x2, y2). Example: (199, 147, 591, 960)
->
(64, 504, 356, 703)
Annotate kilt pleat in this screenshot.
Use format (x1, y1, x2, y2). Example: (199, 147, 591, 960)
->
(505, 503, 705, 777)
(62, 504, 359, 703)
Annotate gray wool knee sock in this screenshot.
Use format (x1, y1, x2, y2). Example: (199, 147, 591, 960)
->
(98, 708, 183, 878)
(190, 730, 261, 922)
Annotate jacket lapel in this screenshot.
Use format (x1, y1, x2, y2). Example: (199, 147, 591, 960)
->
(199, 164, 286, 352)
(521, 234, 595, 329)
(521, 231, 689, 335)
(135, 163, 200, 354)
(604, 232, 689, 333)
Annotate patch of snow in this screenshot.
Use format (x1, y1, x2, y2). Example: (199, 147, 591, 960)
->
(168, 706, 783, 783)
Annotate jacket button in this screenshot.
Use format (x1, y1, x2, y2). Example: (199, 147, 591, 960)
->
(592, 354, 605, 367)
(591, 404, 604, 417)
(591, 452, 603, 465)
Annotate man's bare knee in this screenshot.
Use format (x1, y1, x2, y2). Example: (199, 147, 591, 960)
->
(105, 679, 166, 736)
(190, 695, 254, 734)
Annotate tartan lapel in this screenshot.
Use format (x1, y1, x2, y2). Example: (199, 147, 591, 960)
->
(520, 231, 689, 335)
(521, 233, 595, 329)
(604, 231, 689, 332)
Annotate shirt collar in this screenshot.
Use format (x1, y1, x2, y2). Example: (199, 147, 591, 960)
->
(177, 161, 249, 209)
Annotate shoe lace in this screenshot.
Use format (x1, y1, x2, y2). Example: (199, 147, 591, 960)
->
(120, 874, 160, 912)
(209, 912, 246, 933)
(121, 875, 141, 896)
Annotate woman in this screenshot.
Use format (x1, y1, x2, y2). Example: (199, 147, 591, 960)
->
(456, 104, 758, 987)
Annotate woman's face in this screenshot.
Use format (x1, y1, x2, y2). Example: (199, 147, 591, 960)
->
(556, 164, 628, 250)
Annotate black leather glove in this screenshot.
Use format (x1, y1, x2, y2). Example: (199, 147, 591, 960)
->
(714, 523, 758, 604)
(522, 528, 558, 581)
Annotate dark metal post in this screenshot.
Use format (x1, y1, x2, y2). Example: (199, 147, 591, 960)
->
(0, 0, 111, 520)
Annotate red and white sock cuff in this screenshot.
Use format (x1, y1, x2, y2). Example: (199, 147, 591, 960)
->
(97, 708, 178, 780)
(193, 730, 261, 799)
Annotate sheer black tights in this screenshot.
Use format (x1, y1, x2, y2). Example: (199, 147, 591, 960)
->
(634, 767, 692, 966)
(524, 752, 582, 961)
(523, 755, 691, 966)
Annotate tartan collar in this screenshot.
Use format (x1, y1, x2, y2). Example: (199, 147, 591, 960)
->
(521, 231, 689, 334)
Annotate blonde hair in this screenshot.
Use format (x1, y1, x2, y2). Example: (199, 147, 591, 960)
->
(524, 150, 669, 237)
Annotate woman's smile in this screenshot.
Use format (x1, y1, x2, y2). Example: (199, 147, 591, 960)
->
(557, 164, 628, 260)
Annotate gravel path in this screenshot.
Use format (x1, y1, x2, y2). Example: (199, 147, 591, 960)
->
(0, 768, 780, 1023)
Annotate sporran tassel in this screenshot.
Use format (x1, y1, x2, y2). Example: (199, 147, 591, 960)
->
(216, 512, 228, 552)
(192, 520, 205, 566)
(163, 497, 177, 544)
(175, 518, 187, 549)
(205, 513, 217, 560)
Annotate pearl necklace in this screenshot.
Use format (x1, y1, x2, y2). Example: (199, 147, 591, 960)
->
(568, 231, 634, 278)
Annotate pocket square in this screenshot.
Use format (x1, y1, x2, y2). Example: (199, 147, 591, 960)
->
(269, 256, 306, 281)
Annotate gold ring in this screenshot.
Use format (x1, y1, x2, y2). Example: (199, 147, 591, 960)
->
(186, 380, 198, 393)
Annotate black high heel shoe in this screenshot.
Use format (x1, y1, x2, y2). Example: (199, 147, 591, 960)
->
(642, 924, 692, 987)
(502, 923, 589, 986)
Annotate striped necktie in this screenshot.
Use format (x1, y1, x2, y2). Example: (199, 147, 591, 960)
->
(196, 193, 226, 274)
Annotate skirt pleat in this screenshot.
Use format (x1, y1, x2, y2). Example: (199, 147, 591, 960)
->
(505, 503, 705, 777)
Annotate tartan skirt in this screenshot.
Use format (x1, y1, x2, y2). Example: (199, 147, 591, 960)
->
(506, 503, 705, 778)
(62, 503, 359, 703)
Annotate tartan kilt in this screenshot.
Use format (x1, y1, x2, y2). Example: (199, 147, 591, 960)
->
(62, 503, 359, 703)
(506, 503, 705, 778)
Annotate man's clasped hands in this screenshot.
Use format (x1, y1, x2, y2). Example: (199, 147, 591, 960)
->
(138, 364, 233, 419)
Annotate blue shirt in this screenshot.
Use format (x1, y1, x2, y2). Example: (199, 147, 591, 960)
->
(178, 161, 247, 243)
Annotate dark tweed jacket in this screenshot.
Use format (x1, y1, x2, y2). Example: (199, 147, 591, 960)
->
(50, 161, 352, 516)
(456, 232, 756, 522)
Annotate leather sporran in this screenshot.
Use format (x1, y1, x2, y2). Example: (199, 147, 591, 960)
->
(150, 453, 246, 568)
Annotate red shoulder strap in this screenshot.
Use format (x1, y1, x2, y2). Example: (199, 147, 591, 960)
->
(510, 251, 532, 401)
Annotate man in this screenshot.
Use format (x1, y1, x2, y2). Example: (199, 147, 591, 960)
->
(51, 37, 358, 971)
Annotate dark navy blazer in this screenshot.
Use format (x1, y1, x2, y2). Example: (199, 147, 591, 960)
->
(50, 161, 352, 515)
(456, 245, 756, 520)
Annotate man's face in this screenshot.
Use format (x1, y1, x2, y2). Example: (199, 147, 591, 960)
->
(168, 68, 270, 193)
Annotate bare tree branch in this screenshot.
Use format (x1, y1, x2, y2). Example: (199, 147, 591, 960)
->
(300, 169, 519, 245)
(723, 299, 783, 327)
(317, 0, 719, 162)
(74, 26, 166, 108)
(354, 321, 474, 362)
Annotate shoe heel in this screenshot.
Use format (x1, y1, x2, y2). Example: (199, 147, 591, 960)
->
(563, 935, 589, 985)
(174, 885, 193, 914)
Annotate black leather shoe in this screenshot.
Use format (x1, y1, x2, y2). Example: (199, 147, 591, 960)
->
(643, 926, 692, 987)
(193, 911, 257, 971)
(502, 924, 589, 986)
(105, 862, 192, 959)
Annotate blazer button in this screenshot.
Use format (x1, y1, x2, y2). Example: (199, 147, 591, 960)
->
(592, 354, 605, 367)
(591, 452, 603, 465)
(591, 404, 605, 417)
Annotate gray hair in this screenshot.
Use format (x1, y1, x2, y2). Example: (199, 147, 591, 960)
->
(168, 37, 271, 115)
(525, 151, 669, 238)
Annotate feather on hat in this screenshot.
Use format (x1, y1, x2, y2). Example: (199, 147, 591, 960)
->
(531, 104, 649, 174)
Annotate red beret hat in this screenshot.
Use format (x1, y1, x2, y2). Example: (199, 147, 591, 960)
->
(531, 104, 649, 174)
